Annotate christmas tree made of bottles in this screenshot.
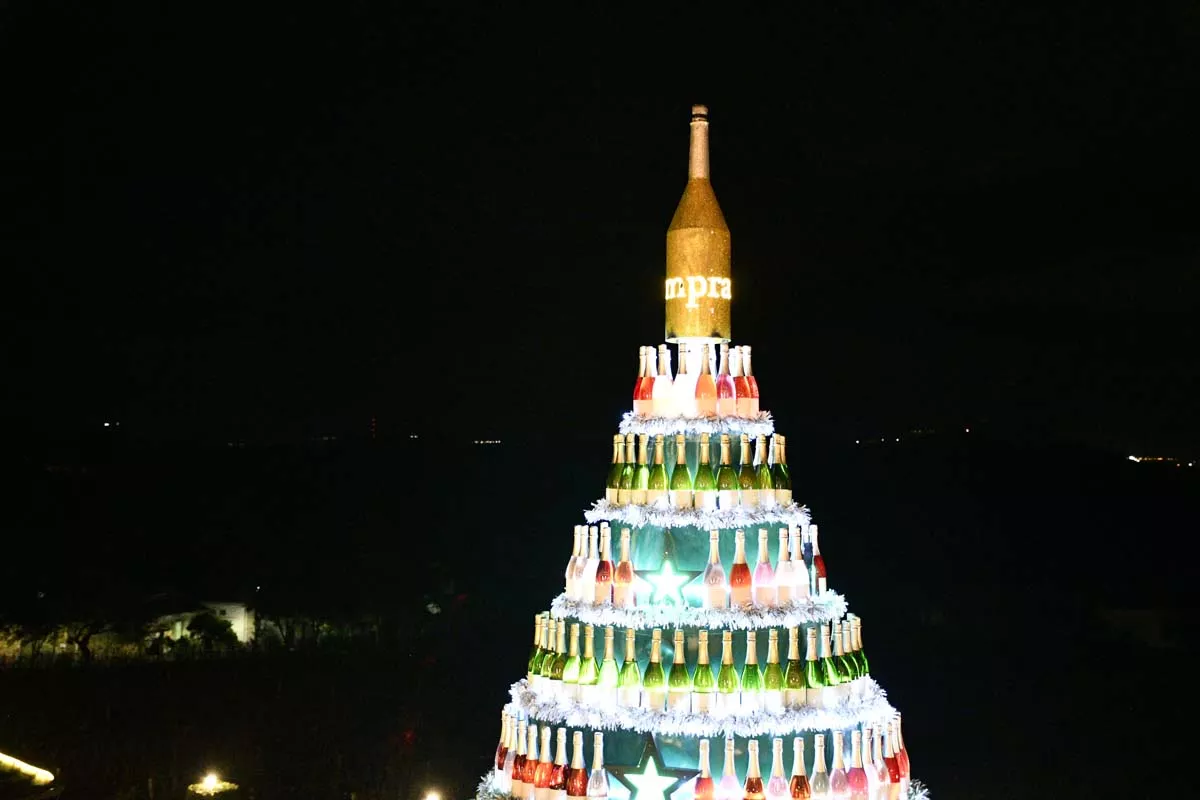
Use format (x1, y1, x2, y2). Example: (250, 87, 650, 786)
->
(477, 106, 925, 800)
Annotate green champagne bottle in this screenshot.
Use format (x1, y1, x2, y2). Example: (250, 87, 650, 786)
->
(540, 618, 558, 681)
(755, 434, 775, 506)
(577, 625, 600, 703)
(642, 628, 666, 711)
(563, 623, 581, 697)
(804, 626, 824, 708)
(716, 630, 738, 713)
(647, 434, 668, 504)
(667, 629, 691, 710)
(528, 614, 544, 680)
(771, 435, 792, 507)
(762, 628, 784, 711)
(854, 617, 869, 676)
(843, 617, 861, 678)
(606, 434, 623, 504)
(532, 613, 551, 686)
(598, 625, 619, 705)
(739, 629, 763, 711)
(737, 433, 758, 509)
(819, 624, 841, 707)
(617, 434, 636, 505)
(715, 433, 739, 509)
(694, 432, 718, 510)
(783, 625, 804, 708)
(691, 630, 715, 713)
(669, 433, 694, 509)
(833, 621, 854, 682)
(618, 627, 642, 707)
(632, 434, 651, 505)
(550, 619, 568, 682)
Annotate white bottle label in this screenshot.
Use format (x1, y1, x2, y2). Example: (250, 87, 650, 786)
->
(775, 489, 792, 507)
(667, 691, 690, 711)
(551, 790, 566, 800)
(696, 397, 716, 416)
(776, 583, 792, 606)
(706, 586, 727, 609)
(717, 490, 739, 509)
(618, 685, 641, 708)
(612, 586, 629, 608)
(697, 491, 718, 511)
(763, 690, 784, 712)
(605, 488, 616, 504)
(617, 487, 630, 505)
(579, 684, 597, 706)
(646, 489, 666, 506)
(631, 488, 648, 505)
(753, 585, 776, 607)
(740, 489, 759, 509)
(715, 691, 740, 715)
(807, 687, 824, 709)
(537, 784, 554, 800)
(691, 691, 713, 714)
(759, 492, 777, 509)
(784, 688, 805, 708)
(633, 399, 648, 417)
(717, 397, 736, 417)
(642, 688, 666, 711)
(730, 587, 752, 608)
(671, 490, 694, 509)
(740, 691, 761, 713)
(749, 398, 760, 416)
(736, 397, 753, 417)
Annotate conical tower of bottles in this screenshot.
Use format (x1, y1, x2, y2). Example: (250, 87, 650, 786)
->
(479, 106, 924, 800)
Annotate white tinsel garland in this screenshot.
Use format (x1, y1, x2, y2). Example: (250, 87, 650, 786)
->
(506, 678, 896, 738)
(550, 592, 848, 631)
(618, 411, 776, 437)
(584, 498, 811, 530)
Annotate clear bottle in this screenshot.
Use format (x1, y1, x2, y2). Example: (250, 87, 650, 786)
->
(580, 527, 599, 602)
(570, 533, 589, 601)
(703, 530, 727, 609)
(809, 734, 829, 799)
(617, 434, 636, 505)
(670, 433, 694, 509)
(565, 527, 581, 598)
(783, 626, 804, 708)
(804, 627, 824, 709)
(641, 628, 666, 710)
(694, 739, 715, 800)
(744, 740, 765, 800)
(715, 629, 738, 713)
(667, 629, 692, 710)
(762, 628, 784, 712)
(606, 436, 623, 504)
(695, 343, 718, 416)
(653, 344, 675, 417)
(847, 731, 868, 800)
(597, 626, 619, 706)
(740, 630, 762, 712)
(618, 627, 641, 707)
(732, 346, 753, 418)
(774, 529, 793, 606)
(738, 433, 759, 508)
(632, 434, 651, 505)
(716, 433, 740, 509)
(771, 435, 792, 507)
(789, 527, 810, 602)
(872, 728, 890, 800)
(612, 529, 634, 609)
(716, 737, 740, 800)
(510, 719, 528, 799)
(716, 343, 736, 416)
(535, 725, 554, 800)
(633, 346, 650, 417)
(496, 712, 510, 778)
(766, 737, 789, 800)
(829, 731, 848, 799)
(586, 732, 608, 800)
(675, 343, 697, 418)
(742, 345, 760, 415)
(691, 629, 715, 713)
(577, 625, 599, 703)
(562, 623, 581, 698)
(549, 728, 568, 800)
(529, 614, 545, 681)
(729, 530, 752, 608)
(594, 528, 614, 605)
(647, 435, 668, 505)
(753, 527, 776, 607)
(788, 737, 810, 800)
(566, 731, 587, 800)
(755, 434, 776, 508)
(693, 433, 718, 510)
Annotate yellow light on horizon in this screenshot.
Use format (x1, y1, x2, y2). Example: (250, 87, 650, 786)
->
(425, 791, 442, 800)
(0, 751, 54, 785)
(188, 771, 238, 795)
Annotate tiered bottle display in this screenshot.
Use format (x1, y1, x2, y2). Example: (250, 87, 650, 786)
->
(480, 105, 918, 800)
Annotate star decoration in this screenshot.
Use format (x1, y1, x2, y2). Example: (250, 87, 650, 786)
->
(635, 557, 701, 607)
(608, 734, 697, 800)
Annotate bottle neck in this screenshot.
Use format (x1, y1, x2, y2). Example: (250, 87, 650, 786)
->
(741, 436, 753, 465)
(603, 628, 614, 661)
(813, 740, 826, 774)
(745, 742, 761, 779)
(744, 632, 758, 664)
(557, 624, 566, 654)
(676, 436, 688, 465)
(600, 531, 611, 561)
(672, 632, 685, 664)
(569, 627, 580, 658)
(787, 628, 800, 661)
(743, 349, 753, 377)
(805, 631, 817, 662)
(699, 438, 710, 464)
(819, 627, 831, 659)
(649, 632, 662, 663)
(619, 532, 630, 562)
(766, 633, 779, 664)
(730, 348, 742, 378)
(612, 440, 620, 465)
(779, 439, 787, 466)
(583, 627, 595, 660)
(588, 531, 599, 559)
(720, 438, 732, 465)
(791, 739, 804, 777)
(833, 625, 844, 656)
(777, 531, 789, 563)
(654, 437, 664, 465)
(723, 740, 735, 777)
(698, 345, 711, 375)
(831, 734, 845, 769)
(757, 532, 770, 564)
(689, 113, 710, 179)
(571, 734, 585, 769)
(757, 436, 768, 466)
(624, 630, 636, 662)
(718, 346, 729, 376)
(591, 733, 604, 770)
(555, 730, 568, 766)
(541, 621, 551, 651)
(699, 741, 711, 778)
(851, 733, 863, 768)
(541, 728, 552, 763)
(625, 436, 636, 464)
(658, 346, 673, 380)
(697, 633, 710, 665)
(637, 435, 648, 465)
(733, 534, 746, 564)
(811, 527, 821, 554)
(616, 438, 625, 465)
(646, 348, 658, 378)
(771, 739, 785, 778)
(534, 617, 543, 647)
(517, 724, 527, 756)
(721, 634, 733, 665)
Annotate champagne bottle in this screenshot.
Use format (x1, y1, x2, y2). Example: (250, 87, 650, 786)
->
(742, 345, 760, 415)
(618, 627, 642, 707)
(563, 623, 581, 698)
(580, 527, 599, 602)
(809, 734, 828, 799)
(612, 529, 634, 608)
(774, 529, 793, 606)
(511, 719, 528, 799)
(566, 527, 580, 597)
(804, 627, 824, 709)
(670, 433, 694, 509)
(694, 433, 718, 510)
(540, 618, 558, 686)
(753, 527, 776, 607)
(618, 434, 636, 505)
(641, 628, 666, 710)
(536, 725, 554, 800)
(740, 629, 762, 712)
(566, 731, 587, 800)
(691, 629, 714, 713)
(871, 727, 890, 800)
(667, 629, 691, 710)
(695, 343, 718, 416)
(571, 534, 589, 601)
(499, 715, 517, 793)
(529, 614, 545, 680)
(771, 435, 792, 507)
(550, 619, 567, 692)
(810, 525, 827, 590)
(597, 626, 619, 706)
(847, 731, 868, 800)
(839, 622, 857, 681)
(716, 342, 736, 417)
(744, 740, 765, 800)
(853, 618, 869, 677)
(641, 346, 658, 417)
(732, 346, 753, 418)
(533, 616, 552, 690)
(587, 732, 608, 800)
(653, 344, 675, 417)
(632, 434, 651, 505)
(819, 624, 841, 702)
(715, 629, 738, 714)
(717, 737, 740, 800)
(762, 628, 784, 712)
(716, 433, 739, 509)
(738, 433, 759, 508)
(882, 724, 900, 792)
(675, 343, 697, 418)
(729, 530, 752, 608)
(783, 626, 804, 708)
(894, 714, 911, 795)
(789, 737, 810, 800)
(606, 436, 623, 504)
(594, 527, 614, 605)
(755, 434, 776, 508)
(550, 728, 568, 800)
(496, 712, 510, 774)
(695, 739, 714, 800)
(789, 527, 810, 602)
(766, 737, 789, 800)
(829, 731, 848, 799)
(647, 435, 668, 505)
(703, 530, 727, 609)
(524, 722, 539, 800)
(633, 346, 649, 417)
(832, 622, 853, 691)
(578, 625, 599, 703)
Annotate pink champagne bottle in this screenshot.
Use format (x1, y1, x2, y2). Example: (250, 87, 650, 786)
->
(846, 731, 868, 800)
(716, 737, 740, 800)
(632, 347, 648, 416)
(716, 343, 736, 416)
(694, 739, 715, 800)
(742, 345, 760, 414)
(753, 527, 776, 607)
(732, 346, 753, 417)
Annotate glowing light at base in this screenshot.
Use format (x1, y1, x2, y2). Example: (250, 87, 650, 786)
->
(188, 772, 238, 795)
(0, 751, 54, 786)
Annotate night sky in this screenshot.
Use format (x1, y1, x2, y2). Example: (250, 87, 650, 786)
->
(6, 4, 1198, 454)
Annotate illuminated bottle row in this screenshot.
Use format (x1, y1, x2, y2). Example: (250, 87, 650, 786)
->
(525, 617, 869, 712)
(494, 713, 912, 800)
(633, 342, 760, 418)
(606, 433, 792, 510)
(564, 524, 827, 608)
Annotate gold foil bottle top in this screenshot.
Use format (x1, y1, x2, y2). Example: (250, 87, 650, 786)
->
(666, 104, 731, 344)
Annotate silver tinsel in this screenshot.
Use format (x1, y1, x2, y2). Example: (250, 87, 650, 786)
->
(583, 498, 811, 530)
(618, 411, 776, 437)
(550, 592, 848, 631)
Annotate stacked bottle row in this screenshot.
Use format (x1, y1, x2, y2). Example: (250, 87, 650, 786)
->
(633, 342, 761, 419)
(606, 433, 792, 510)
(566, 524, 827, 608)
(494, 712, 913, 800)
(527, 617, 869, 712)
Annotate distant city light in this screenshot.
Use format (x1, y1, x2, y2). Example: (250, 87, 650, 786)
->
(474, 439, 502, 445)
(425, 791, 441, 800)
(964, 427, 970, 433)
(1128, 455, 1181, 464)
(188, 772, 237, 795)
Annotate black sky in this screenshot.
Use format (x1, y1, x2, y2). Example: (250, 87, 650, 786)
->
(5, 2, 1198, 454)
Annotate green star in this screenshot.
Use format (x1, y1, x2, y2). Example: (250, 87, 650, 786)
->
(608, 735, 696, 800)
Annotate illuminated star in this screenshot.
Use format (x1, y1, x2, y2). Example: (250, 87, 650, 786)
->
(636, 558, 700, 607)
(608, 735, 696, 800)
